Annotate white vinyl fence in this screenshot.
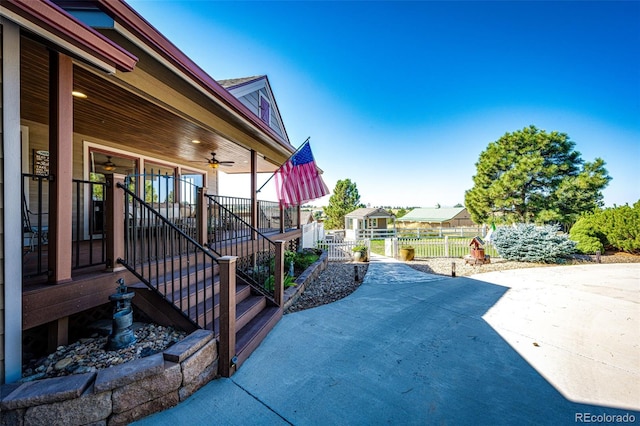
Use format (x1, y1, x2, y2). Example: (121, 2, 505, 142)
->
(396, 226, 487, 238)
(385, 237, 498, 259)
(302, 222, 325, 248)
(316, 239, 370, 261)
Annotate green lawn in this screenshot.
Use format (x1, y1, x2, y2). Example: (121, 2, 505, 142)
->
(368, 237, 498, 258)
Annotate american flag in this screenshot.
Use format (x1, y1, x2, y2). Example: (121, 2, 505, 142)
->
(275, 142, 329, 207)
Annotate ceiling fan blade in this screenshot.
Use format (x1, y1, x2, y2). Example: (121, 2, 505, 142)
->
(219, 162, 234, 167)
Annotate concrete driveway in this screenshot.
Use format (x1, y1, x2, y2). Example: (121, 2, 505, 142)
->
(134, 257, 639, 425)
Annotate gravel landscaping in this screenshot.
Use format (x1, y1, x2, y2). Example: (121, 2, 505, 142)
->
(21, 324, 187, 382)
(285, 263, 368, 313)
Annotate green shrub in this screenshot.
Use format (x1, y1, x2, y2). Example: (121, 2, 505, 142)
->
(569, 216, 606, 254)
(569, 201, 640, 253)
(293, 249, 320, 271)
(264, 274, 296, 291)
(492, 224, 576, 263)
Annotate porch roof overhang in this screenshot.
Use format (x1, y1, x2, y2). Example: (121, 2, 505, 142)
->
(0, 0, 137, 74)
(59, 0, 296, 171)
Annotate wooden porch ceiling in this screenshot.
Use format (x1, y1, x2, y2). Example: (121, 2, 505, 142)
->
(20, 36, 279, 174)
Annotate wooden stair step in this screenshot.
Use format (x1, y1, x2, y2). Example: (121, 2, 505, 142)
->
(166, 277, 219, 307)
(193, 284, 252, 330)
(235, 295, 266, 331)
(235, 305, 282, 368)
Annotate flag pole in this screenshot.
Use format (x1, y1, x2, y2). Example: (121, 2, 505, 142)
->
(256, 136, 310, 193)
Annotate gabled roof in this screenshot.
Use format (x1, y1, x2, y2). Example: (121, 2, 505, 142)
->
(217, 75, 264, 89)
(345, 208, 395, 219)
(218, 75, 290, 143)
(397, 207, 466, 222)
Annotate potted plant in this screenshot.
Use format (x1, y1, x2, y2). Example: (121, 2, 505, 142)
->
(399, 245, 415, 261)
(352, 245, 368, 262)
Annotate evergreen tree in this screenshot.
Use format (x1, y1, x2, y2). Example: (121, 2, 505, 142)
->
(324, 179, 363, 229)
(395, 208, 408, 219)
(465, 125, 611, 227)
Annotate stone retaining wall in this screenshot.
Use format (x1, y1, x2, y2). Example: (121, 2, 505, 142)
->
(283, 250, 328, 311)
(0, 330, 217, 426)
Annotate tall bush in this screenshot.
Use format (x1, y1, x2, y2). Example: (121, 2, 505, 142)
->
(492, 224, 576, 263)
(568, 217, 605, 254)
(570, 201, 640, 253)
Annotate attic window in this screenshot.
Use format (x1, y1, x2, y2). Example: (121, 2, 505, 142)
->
(259, 93, 271, 124)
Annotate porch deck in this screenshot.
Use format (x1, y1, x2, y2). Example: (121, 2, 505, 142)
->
(21, 228, 301, 331)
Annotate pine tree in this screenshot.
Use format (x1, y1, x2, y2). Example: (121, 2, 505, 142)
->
(323, 179, 363, 229)
(465, 125, 611, 227)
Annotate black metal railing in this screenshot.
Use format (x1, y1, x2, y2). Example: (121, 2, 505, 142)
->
(72, 179, 107, 269)
(257, 200, 280, 234)
(206, 195, 277, 303)
(22, 174, 50, 278)
(118, 179, 218, 332)
(209, 195, 253, 241)
(127, 171, 198, 240)
(283, 204, 299, 230)
(208, 198, 299, 236)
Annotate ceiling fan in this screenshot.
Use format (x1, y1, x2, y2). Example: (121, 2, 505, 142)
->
(193, 152, 235, 169)
(102, 156, 117, 171)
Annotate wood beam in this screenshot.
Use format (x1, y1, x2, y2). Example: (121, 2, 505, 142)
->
(105, 173, 126, 271)
(274, 241, 285, 308)
(251, 149, 258, 240)
(218, 256, 237, 377)
(48, 51, 73, 284)
(47, 317, 68, 353)
(196, 187, 208, 247)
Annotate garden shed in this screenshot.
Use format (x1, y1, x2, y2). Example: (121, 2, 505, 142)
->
(345, 208, 396, 240)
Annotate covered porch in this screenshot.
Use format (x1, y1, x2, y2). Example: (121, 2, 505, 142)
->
(7, 1, 301, 381)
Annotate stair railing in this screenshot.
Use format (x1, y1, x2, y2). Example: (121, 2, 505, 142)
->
(117, 179, 218, 332)
(206, 195, 280, 304)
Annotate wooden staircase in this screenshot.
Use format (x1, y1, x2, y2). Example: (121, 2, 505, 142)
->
(116, 178, 286, 376)
(129, 251, 282, 373)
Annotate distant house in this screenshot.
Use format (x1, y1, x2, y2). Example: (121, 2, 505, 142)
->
(345, 208, 396, 240)
(396, 207, 475, 228)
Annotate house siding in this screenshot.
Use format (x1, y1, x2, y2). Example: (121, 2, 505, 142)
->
(237, 90, 285, 140)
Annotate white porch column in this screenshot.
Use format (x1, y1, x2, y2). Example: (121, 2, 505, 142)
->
(2, 20, 23, 383)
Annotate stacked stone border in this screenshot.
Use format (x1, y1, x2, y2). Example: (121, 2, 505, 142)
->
(0, 251, 328, 425)
(283, 250, 328, 311)
(0, 330, 217, 426)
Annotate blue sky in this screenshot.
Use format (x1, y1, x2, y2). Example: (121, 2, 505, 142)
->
(128, 0, 639, 208)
